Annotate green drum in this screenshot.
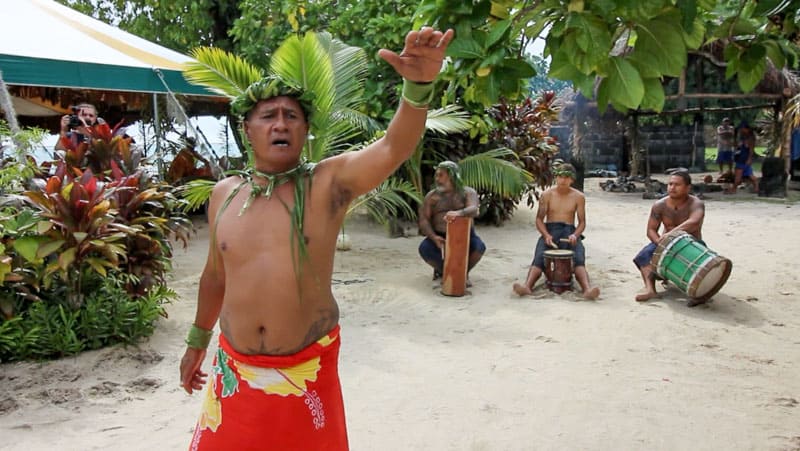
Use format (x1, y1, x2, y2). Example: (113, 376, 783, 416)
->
(652, 231, 732, 301)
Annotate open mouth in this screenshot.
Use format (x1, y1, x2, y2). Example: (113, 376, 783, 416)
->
(272, 139, 290, 147)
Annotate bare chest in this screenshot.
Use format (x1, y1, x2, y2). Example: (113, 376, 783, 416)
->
(214, 187, 337, 263)
(660, 202, 691, 227)
(432, 192, 466, 216)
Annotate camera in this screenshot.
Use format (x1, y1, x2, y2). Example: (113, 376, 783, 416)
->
(67, 107, 82, 129)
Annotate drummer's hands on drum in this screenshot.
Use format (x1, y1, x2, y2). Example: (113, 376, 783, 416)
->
(443, 210, 461, 223)
(544, 234, 556, 249)
(567, 234, 578, 246)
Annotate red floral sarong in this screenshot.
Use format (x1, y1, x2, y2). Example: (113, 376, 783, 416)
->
(189, 326, 348, 450)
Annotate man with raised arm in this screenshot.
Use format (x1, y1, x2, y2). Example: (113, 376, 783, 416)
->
(179, 27, 454, 450)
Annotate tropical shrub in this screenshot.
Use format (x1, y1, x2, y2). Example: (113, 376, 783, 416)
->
(0, 120, 189, 362)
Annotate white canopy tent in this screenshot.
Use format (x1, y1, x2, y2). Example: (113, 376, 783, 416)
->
(0, 0, 227, 168)
(0, 0, 217, 98)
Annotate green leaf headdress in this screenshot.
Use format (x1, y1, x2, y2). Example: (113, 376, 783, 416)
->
(230, 75, 316, 122)
(436, 160, 464, 193)
(552, 162, 576, 179)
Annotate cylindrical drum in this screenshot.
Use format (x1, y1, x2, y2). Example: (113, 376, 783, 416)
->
(652, 230, 732, 301)
(441, 216, 471, 297)
(544, 249, 574, 294)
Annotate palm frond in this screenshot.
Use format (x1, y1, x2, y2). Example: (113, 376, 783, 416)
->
(175, 179, 216, 213)
(328, 38, 369, 110)
(425, 105, 473, 134)
(347, 177, 422, 224)
(331, 108, 383, 137)
(323, 121, 370, 157)
(458, 149, 533, 198)
(183, 47, 263, 98)
(270, 32, 336, 129)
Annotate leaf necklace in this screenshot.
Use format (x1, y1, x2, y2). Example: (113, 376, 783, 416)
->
(213, 161, 316, 284)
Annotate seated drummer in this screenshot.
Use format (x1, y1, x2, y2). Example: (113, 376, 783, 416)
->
(633, 169, 705, 304)
(418, 161, 486, 284)
(513, 163, 600, 299)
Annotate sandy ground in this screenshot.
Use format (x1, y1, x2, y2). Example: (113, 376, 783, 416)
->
(1, 177, 799, 451)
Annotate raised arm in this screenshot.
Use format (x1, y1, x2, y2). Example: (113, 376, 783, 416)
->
(327, 27, 454, 197)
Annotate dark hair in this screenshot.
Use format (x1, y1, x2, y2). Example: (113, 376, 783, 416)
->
(670, 168, 691, 185)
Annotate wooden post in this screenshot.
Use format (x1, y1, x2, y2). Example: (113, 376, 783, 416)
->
(441, 216, 471, 297)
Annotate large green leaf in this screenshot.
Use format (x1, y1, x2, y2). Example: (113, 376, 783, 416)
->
(424, 105, 473, 135)
(177, 179, 216, 213)
(640, 78, 666, 113)
(677, 0, 697, 30)
(596, 77, 610, 115)
(603, 56, 644, 110)
(628, 53, 662, 79)
(548, 50, 583, 80)
(781, 41, 798, 68)
(270, 32, 337, 162)
(634, 17, 687, 77)
(183, 47, 263, 98)
(724, 44, 741, 79)
(12, 236, 44, 263)
(470, 73, 502, 106)
(487, 19, 511, 47)
(84, 257, 110, 277)
(36, 239, 65, 260)
(737, 45, 768, 92)
(58, 247, 77, 271)
(565, 12, 612, 54)
(319, 33, 369, 111)
(713, 17, 759, 38)
(497, 58, 536, 79)
(762, 39, 787, 69)
(682, 17, 706, 49)
(558, 34, 595, 74)
(446, 37, 485, 59)
(458, 149, 531, 198)
(347, 177, 422, 224)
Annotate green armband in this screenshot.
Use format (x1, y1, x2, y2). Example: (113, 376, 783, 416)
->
(402, 79, 435, 108)
(185, 324, 213, 349)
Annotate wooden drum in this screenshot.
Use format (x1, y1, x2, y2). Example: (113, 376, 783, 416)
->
(441, 216, 472, 296)
(544, 249, 574, 294)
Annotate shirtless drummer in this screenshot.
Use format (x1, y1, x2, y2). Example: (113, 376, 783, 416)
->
(513, 163, 600, 299)
(633, 169, 705, 303)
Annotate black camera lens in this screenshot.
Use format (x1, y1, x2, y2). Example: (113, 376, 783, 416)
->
(67, 114, 82, 129)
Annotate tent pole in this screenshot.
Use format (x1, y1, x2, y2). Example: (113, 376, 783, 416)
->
(153, 93, 162, 177)
(0, 71, 24, 163)
(152, 68, 221, 178)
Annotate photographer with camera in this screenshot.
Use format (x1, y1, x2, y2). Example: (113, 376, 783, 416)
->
(55, 103, 104, 151)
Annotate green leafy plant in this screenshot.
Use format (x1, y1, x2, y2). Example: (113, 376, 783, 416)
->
(24, 164, 130, 307)
(105, 166, 193, 295)
(480, 91, 562, 223)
